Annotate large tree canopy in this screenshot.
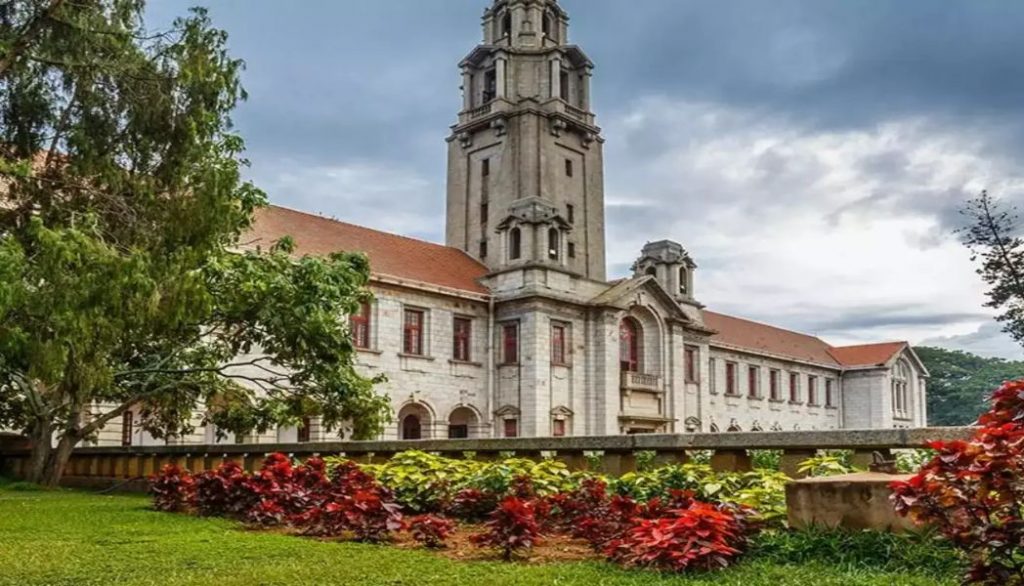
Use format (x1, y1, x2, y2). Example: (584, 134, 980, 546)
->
(0, 0, 389, 486)
(915, 346, 1024, 426)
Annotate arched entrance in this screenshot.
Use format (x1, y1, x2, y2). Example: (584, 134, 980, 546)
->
(397, 402, 433, 440)
(448, 407, 479, 439)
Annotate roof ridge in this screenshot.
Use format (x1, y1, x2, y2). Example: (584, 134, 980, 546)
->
(265, 204, 484, 264)
(829, 340, 907, 350)
(703, 309, 829, 344)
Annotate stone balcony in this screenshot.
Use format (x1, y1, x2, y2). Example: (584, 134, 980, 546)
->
(621, 371, 661, 393)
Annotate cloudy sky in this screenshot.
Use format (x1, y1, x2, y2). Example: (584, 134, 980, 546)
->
(147, 0, 1024, 359)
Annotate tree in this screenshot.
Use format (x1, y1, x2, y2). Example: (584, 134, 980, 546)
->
(960, 191, 1024, 346)
(914, 346, 1024, 426)
(0, 1, 390, 487)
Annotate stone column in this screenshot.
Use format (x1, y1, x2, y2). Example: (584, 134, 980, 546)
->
(495, 58, 507, 100)
(462, 69, 473, 111)
(549, 56, 561, 99)
(710, 449, 753, 473)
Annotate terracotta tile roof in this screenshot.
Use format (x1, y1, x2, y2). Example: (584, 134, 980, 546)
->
(245, 205, 490, 295)
(702, 310, 841, 366)
(828, 342, 908, 368)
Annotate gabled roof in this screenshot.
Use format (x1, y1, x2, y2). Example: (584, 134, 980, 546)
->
(828, 342, 908, 368)
(702, 310, 841, 366)
(703, 310, 913, 371)
(245, 205, 490, 295)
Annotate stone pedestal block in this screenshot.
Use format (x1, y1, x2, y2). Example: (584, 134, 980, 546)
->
(786, 472, 915, 532)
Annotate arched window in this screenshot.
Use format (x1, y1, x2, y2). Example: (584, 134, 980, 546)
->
(645, 266, 657, 278)
(619, 317, 641, 373)
(548, 227, 560, 260)
(509, 227, 522, 260)
(892, 361, 911, 419)
(678, 267, 688, 295)
(542, 13, 553, 38)
(402, 415, 422, 440)
(502, 12, 512, 37)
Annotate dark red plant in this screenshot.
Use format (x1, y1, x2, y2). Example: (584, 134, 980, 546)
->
(193, 460, 258, 518)
(291, 460, 403, 543)
(573, 495, 640, 550)
(446, 488, 499, 521)
(605, 501, 748, 573)
(148, 464, 195, 513)
(471, 496, 541, 561)
(407, 514, 456, 548)
(538, 477, 609, 533)
(892, 379, 1024, 585)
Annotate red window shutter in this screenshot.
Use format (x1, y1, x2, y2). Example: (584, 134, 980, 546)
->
(748, 367, 758, 398)
(619, 319, 640, 372)
(726, 363, 736, 395)
(503, 324, 518, 364)
(504, 419, 519, 438)
(790, 373, 799, 402)
(351, 302, 371, 349)
(453, 318, 471, 362)
(553, 419, 566, 437)
(551, 324, 566, 364)
(404, 309, 424, 355)
(121, 411, 134, 447)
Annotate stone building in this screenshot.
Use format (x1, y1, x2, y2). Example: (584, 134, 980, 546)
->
(101, 0, 928, 447)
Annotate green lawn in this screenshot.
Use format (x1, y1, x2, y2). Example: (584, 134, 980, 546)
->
(0, 486, 958, 586)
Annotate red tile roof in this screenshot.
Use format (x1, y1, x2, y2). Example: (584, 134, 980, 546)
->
(828, 342, 908, 368)
(702, 310, 841, 366)
(245, 205, 490, 295)
(703, 310, 907, 369)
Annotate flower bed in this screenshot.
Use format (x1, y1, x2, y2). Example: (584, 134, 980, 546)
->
(148, 451, 780, 573)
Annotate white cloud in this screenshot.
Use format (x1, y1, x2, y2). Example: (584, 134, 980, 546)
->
(602, 96, 1024, 351)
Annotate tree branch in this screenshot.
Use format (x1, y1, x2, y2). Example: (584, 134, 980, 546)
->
(0, 0, 65, 78)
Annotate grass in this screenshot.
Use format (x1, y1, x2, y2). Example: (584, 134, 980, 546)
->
(0, 487, 960, 586)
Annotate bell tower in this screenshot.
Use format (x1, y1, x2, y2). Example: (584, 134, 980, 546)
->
(445, 0, 607, 281)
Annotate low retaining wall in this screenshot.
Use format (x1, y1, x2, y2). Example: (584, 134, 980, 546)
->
(0, 427, 972, 483)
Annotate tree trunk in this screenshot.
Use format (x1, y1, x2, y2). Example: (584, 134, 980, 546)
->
(24, 420, 53, 485)
(40, 434, 78, 488)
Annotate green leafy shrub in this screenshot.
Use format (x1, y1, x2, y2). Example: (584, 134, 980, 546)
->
(797, 453, 857, 477)
(751, 450, 782, 470)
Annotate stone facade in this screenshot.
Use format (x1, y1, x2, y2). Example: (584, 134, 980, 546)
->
(90, 0, 928, 448)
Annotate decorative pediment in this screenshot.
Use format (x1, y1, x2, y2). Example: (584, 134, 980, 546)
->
(550, 405, 574, 418)
(589, 276, 702, 328)
(494, 404, 521, 418)
(495, 197, 571, 230)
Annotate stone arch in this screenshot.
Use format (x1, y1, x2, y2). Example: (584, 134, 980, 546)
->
(447, 405, 482, 439)
(397, 401, 435, 440)
(620, 304, 665, 376)
(709, 423, 720, 433)
(727, 419, 742, 433)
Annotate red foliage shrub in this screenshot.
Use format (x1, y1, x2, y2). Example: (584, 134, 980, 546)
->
(446, 488, 499, 521)
(538, 477, 609, 533)
(573, 495, 640, 550)
(471, 496, 541, 561)
(407, 514, 456, 548)
(291, 460, 403, 543)
(148, 464, 195, 513)
(605, 501, 749, 573)
(892, 379, 1024, 585)
(193, 460, 258, 518)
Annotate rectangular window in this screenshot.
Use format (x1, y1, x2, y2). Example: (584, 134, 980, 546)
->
(481, 158, 490, 177)
(709, 358, 717, 394)
(560, 71, 570, 101)
(769, 370, 781, 401)
(350, 302, 371, 349)
(403, 309, 425, 356)
(567, 242, 576, 258)
(453, 317, 472, 362)
(748, 366, 760, 398)
(826, 379, 835, 408)
(684, 346, 698, 383)
(502, 323, 519, 364)
(725, 362, 738, 396)
(551, 323, 568, 365)
(808, 376, 819, 406)
(479, 240, 488, 259)
(297, 417, 311, 443)
(565, 159, 574, 177)
(789, 372, 800, 403)
(566, 203, 575, 223)
(504, 418, 518, 438)
(480, 202, 489, 225)
(121, 411, 134, 447)
(552, 419, 566, 437)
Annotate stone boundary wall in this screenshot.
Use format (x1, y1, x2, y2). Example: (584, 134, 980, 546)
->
(0, 427, 974, 484)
